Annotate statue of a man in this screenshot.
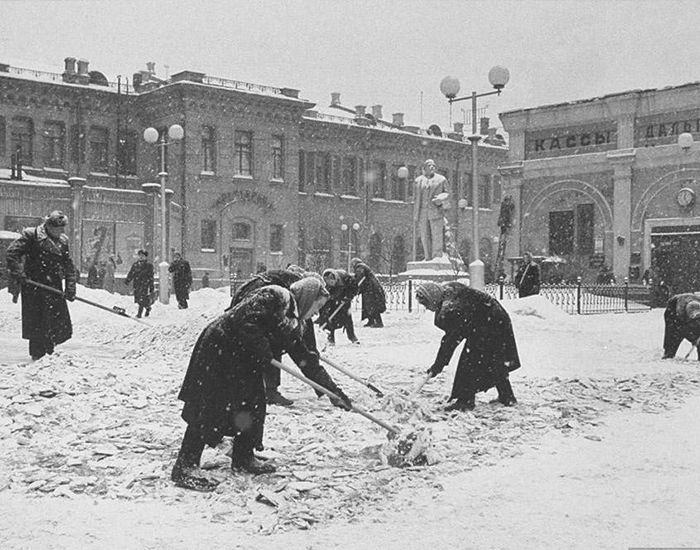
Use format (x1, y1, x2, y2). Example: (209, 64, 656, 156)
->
(413, 159, 450, 260)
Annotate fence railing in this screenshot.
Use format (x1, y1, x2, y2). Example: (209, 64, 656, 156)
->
(229, 277, 652, 315)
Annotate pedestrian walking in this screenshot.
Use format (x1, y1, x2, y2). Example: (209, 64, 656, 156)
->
(169, 252, 193, 309)
(103, 255, 118, 293)
(201, 272, 210, 288)
(318, 268, 359, 346)
(351, 258, 386, 327)
(125, 250, 154, 318)
(171, 278, 352, 492)
(416, 281, 521, 411)
(6, 211, 77, 360)
(515, 251, 541, 298)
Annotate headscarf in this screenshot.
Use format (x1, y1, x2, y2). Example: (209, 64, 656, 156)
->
(322, 269, 338, 287)
(416, 281, 444, 311)
(350, 257, 363, 272)
(45, 210, 68, 227)
(290, 277, 329, 320)
(286, 264, 306, 277)
(686, 301, 700, 320)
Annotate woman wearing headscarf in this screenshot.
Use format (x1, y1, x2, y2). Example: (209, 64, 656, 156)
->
(172, 277, 352, 492)
(317, 268, 359, 346)
(416, 281, 520, 412)
(351, 259, 387, 328)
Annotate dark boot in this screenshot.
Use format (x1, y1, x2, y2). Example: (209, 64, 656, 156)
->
(495, 378, 517, 406)
(137, 305, 144, 318)
(346, 321, 360, 344)
(444, 396, 475, 412)
(171, 426, 219, 492)
(231, 436, 276, 475)
(327, 332, 336, 346)
(145, 306, 151, 317)
(266, 388, 293, 406)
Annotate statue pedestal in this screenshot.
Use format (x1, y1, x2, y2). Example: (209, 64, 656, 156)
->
(397, 253, 469, 283)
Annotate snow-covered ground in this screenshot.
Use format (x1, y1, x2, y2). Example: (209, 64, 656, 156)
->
(0, 285, 699, 549)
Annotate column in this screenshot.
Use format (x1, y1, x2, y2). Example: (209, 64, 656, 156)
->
(607, 149, 636, 281)
(68, 177, 86, 267)
(141, 183, 160, 257)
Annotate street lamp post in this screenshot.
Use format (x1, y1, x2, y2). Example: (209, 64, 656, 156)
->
(144, 124, 184, 304)
(440, 66, 509, 289)
(341, 221, 361, 272)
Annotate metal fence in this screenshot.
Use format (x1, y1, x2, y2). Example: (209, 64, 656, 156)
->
(229, 277, 652, 315)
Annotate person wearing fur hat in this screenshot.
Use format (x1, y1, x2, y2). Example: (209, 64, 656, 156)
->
(318, 268, 360, 346)
(352, 260, 386, 328)
(662, 293, 700, 360)
(226, 265, 319, 406)
(125, 250, 154, 318)
(416, 281, 520, 411)
(172, 279, 352, 492)
(6, 211, 77, 360)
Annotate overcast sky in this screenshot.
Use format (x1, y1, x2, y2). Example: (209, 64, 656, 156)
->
(3, 0, 700, 132)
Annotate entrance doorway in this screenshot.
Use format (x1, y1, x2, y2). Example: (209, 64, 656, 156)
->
(229, 247, 253, 279)
(651, 224, 700, 295)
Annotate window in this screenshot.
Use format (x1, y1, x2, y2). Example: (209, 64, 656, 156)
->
(316, 152, 331, 193)
(373, 161, 386, 198)
(576, 203, 595, 255)
(89, 126, 109, 172)
(391, 163, 405, 201)
(234, 130, 252, 176)
(271, 135, 284, 180)
(332, 155, 341, 192)
(201, 219, 217, 251)
(270, 224, 284, 252)
(43, 121, 65, 168)
(298, 150, 306, 192)
(305, 151, 316, 189)
(11, 116, 33, 165)
(492, 175, 502, 204)
(479, 174, 491, 209)
(118, 130, 137, 176)
(462, 173, 473, 207)
(407, 165, 416, 200)
(549, 210, 574, 256)
(202, 126, 216, 173)
(343, 156, 357, 195)
(70, 124, 86, 164)
(0, 116, 5, 157)
(232, 222, 252, 241)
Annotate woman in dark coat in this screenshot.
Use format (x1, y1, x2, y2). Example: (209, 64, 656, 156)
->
(171, 278, 352, 492)
(417, 281, 520, 411)
(125, 250, 154, 318)
(662, 293, 700, 360)
(169, 252, 193, 309)
(6, 211, 77, 360)
(351, 259, 387, 328)
(515, 251, 540, 298)
(318, 268, 359, 345)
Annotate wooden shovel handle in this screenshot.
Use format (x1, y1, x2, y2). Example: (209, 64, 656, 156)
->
(270, 359, 398, 435)
(319, 355, 384, 397)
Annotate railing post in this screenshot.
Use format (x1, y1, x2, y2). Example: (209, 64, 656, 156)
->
(576, 276, 582, 314)
(624, 276, 629, 312)
(408, 278, 413, 313)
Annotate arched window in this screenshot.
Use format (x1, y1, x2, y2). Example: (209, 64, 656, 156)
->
(308, 227, 332, 272)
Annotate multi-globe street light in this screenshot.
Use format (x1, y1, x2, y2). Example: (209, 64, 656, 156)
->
(341, 220, 361, 272)
(143, 124, 184, 304)
(440, 66, 509, 289)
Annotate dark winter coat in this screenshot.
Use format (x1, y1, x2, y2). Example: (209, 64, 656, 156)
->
(663, 293, 700, 360)
(177, 285, 340, 448)
(169, 258, 193, 296)
(354, 262, 386, 321)
(515, 261, 540, 297)
(429, 282, 521, 400)
(317, 270, 357, 331)
(125, 259, 154, 307)
(6, 224, 77, 345)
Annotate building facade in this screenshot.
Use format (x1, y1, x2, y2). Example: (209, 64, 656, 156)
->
(0, 57, 507, 283)
(500, 82, 700, 293)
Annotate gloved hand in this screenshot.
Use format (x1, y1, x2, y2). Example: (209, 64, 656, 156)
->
(426, 363, 444, 378)
(64, 288, 76, 301)
(329, 387, 352, 411)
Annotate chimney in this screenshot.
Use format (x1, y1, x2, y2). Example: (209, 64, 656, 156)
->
(454, 122, 464, 134)
(480, 117, 489, 135)
(64, 57, 76, 73)
(146, 62, 156, 75)
(392, 113, 404, 127)
(355, 105, 366, 117)
(371, 105, 383, 120)
(77, 59, 89, 75)
(331, 92, 341, 106)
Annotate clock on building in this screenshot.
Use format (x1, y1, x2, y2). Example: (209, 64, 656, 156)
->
(677, 187, 696, 207)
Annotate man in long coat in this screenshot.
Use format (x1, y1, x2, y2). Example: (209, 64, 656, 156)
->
(351, 259, 386, 328)
(515, 251, 541, 298)
(125, 250, 154, 318)
(417, 281, 520, 411)
(6, 211, 77, 360)
(171, 278, 351, 492)
(662, 292, 700, 360)
(169, 252, 193, 309)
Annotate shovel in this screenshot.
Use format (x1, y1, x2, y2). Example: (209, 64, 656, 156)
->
(683, 336, 700, 360)
(270, 359, 431, 466)
(24, 279, 151, 326)
(319, 277, 365, 331)
(319, 354, 385, 397)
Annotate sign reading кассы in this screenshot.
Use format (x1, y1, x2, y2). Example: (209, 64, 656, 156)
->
(525, 123, 617, 160)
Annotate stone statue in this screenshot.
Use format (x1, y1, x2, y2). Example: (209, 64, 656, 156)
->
(413, 159, 450, 260)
